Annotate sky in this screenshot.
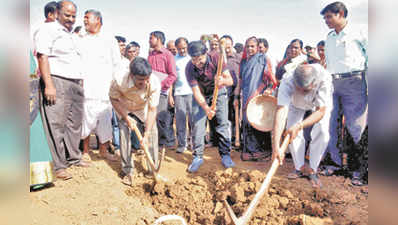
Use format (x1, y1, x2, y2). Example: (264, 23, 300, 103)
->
(30, 0, 368, 60)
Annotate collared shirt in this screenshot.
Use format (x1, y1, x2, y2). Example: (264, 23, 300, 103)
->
(148, 47, 177, 94)
(34, 21, 82, 79)
(79, 30, 122, 101)
(109, 71, 161, 122)
(325, 22, 368, 74)
(226, 53, 240, 90)
(277, 64, 333, 111)
(185, 51, 226, 97)
(174, 54, 192, 96)
(121, 57, 131, 72)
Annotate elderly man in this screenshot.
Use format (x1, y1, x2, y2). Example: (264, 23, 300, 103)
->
(34, 0, 90, 180)
(185, 41, 235, 172)
(79, 9, 121, 161)
(166, 40, 178, 56)
(321, 1, 368, 186)
(109, 57, 161, 186)
(148, 31, 177, 149)
(272, 64, 333, 188)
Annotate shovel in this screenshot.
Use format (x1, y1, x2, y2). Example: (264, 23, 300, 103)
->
(224, 134, 291, 225)
(129, 121, 167, 189)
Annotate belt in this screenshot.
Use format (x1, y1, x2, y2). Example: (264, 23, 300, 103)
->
(52, 75, 83, 85)
(331, 70, 364, 80)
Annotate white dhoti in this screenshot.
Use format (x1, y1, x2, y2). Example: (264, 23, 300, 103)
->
(286, 105, 331, 172)
(81, 99, 113, 144)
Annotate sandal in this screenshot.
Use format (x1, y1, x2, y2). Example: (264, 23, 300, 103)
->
(287, 170, 304, 180)
(351, 172, 365, 186)
(319, 166, 338, 176)
(309, 173, 322, 188)
(121, 174, 133, 186)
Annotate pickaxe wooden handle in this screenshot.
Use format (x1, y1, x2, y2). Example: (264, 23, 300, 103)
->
(209, 39, 226, 120)
(129, 121, 165, 183)
(224, 134, 291, 225)
(234, 102, 240, 147)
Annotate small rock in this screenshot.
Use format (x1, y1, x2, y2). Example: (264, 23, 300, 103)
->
(278, 197, 289, 209)
(230, 184, 245, 203)
(224, 168, 233, 178)
(213, 202, 223, 214)
(280, 190, 294, 199)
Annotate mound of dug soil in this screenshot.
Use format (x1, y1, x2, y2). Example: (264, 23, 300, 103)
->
(126, 167, 364, 225)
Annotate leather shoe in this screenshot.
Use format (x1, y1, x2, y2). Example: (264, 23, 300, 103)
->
(55, 169, 72, 180)
(74, 160, 91, 167)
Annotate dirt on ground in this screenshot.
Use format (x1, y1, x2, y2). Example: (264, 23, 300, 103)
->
(30, 147, 368, 225)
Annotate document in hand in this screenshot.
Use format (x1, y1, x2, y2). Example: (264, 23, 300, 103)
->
(152, 71, 168, 83)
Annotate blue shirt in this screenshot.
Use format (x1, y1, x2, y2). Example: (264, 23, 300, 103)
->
(174, 54, 193, 96)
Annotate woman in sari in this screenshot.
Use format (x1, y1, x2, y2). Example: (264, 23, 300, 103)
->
(235, 37, 277, 161)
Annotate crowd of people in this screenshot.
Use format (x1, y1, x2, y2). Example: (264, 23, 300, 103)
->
(30, 0, 368, 190)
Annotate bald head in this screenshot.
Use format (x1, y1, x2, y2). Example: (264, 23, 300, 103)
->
(167, 40, 177, 56)
(294, 64, 317, 88)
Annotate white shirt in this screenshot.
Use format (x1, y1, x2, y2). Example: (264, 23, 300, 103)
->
(120, 57, 131, 72)
(174, 54, 192, 96)
(278, 64, 333, 111)
(325, 22, 368, 74)
(34, 21, 82, 79)
(79, 30, 122, 101)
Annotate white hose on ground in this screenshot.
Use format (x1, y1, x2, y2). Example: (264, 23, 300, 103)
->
(153, 215, 187, 225)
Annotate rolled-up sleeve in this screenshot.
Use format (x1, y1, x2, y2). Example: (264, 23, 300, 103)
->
(109, 80, 122, 100)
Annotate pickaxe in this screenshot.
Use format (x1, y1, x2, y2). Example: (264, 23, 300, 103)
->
(224, 134, 291, 225)
(129, 120, 167, 188)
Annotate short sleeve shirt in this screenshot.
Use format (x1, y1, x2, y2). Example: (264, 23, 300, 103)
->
(185, 51, 226, 97)
(325, 23, 368, 74)
(34, 21, 82, 79)
(109, 71, 161, 121)
(277, 64, 333, 111)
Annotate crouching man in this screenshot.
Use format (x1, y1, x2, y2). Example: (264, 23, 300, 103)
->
(109, 57, 161, 186)
(272, 64, 333, 188)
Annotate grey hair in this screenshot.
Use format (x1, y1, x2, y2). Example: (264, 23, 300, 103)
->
(85, 9, 103, 25)
(293, 64, 317, 88)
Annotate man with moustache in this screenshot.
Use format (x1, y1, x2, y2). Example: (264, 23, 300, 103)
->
(79, 9, 121, 161)
(35, 0, 89, 180)
(169, 37, 193, 153)
(148, 31, 177, 150)
(167, 40, 178, 56)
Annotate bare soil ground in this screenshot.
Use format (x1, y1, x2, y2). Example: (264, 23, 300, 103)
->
(30, 147, 368, 225)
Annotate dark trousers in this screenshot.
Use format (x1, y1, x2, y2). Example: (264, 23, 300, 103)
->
(157, 94, 176, 147)
(242, 120, 271, 153)
(40, 76, 84, 171)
